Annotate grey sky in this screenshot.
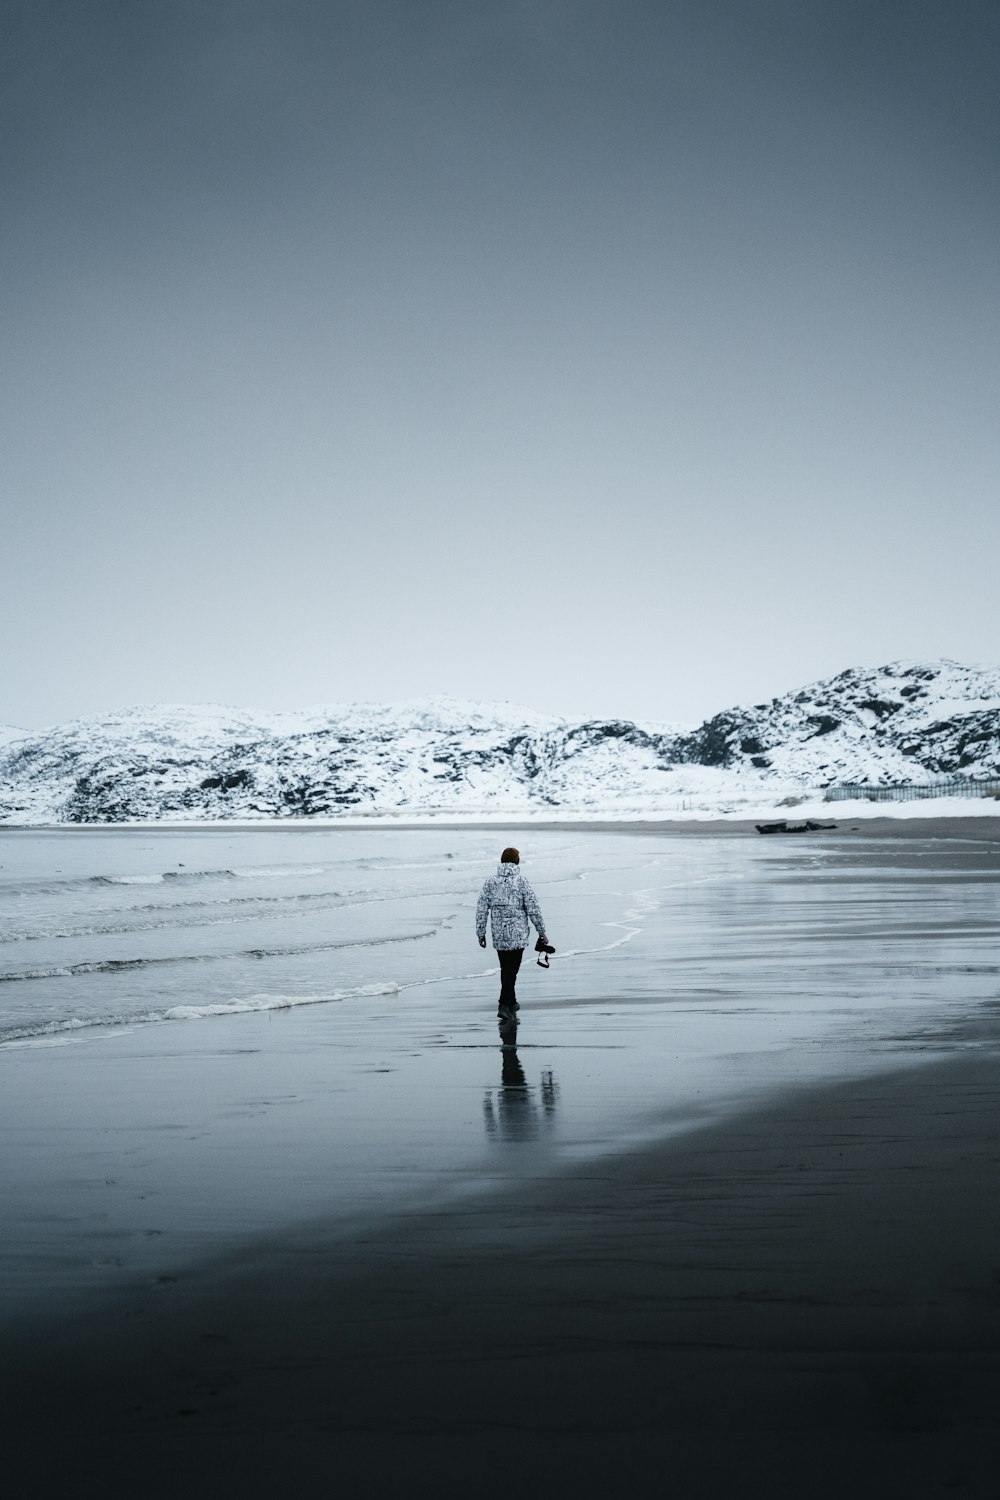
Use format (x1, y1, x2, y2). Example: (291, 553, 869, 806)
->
(3, 0, 998, 729)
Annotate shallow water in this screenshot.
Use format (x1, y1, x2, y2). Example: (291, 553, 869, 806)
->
(0, 826, 673, 1040)
(1, 825, 997, 1319)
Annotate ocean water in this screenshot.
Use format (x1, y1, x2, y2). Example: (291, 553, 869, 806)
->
(1, 824, 997, 1316)
(0, 825, 703, 1043)
(1, 825, 996, 1049)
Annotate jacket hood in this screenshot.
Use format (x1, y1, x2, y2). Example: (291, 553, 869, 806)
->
(496, 862, 521, 879)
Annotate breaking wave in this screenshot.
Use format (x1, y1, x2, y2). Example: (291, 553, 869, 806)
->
(163, 983, 399, 1021)
(0, 919, 450, 984)
(0, 891, 355, 942)
(94, 867, 235, 885)
(0, 883, 471, 944)
(97, 865, 326, 884)
(0, 982, 402, 1046)
(0, 864, 332, 898)
(0, 957, 171, 982)
(0, 851, 488, 903)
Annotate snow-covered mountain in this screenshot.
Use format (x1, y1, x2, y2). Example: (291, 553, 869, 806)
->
(1, 663, 998, 824)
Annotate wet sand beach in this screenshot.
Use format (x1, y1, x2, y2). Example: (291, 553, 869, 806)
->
(1, 820, 998, 1496)
(5, 1051, 1000, 1498)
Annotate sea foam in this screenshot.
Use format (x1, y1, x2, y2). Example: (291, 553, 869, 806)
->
(0, 982, 402, 1046)
(164, 982, 401, 1021)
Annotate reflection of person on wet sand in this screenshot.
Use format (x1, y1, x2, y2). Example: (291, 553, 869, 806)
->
(483, 1026, 558, 1144)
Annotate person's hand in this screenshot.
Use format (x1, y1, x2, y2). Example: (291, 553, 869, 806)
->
(479, 937, 487, 948)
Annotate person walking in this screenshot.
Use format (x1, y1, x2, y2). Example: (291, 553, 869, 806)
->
(476, 847, 550, 1016)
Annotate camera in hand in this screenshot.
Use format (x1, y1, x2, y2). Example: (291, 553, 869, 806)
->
(535, 937, 556, 968)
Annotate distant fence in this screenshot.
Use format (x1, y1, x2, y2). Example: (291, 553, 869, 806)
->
(824, 777, 1000, 804)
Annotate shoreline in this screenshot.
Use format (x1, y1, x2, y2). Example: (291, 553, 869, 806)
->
(3, 810, 1000, 839)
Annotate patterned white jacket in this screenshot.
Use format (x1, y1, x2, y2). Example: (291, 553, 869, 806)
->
(475, 863, 546, 951)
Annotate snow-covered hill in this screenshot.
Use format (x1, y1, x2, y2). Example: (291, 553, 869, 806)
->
(0, 697, 681, 822)
(673, 661, 1000, 786)
(1, 663, 998, 824)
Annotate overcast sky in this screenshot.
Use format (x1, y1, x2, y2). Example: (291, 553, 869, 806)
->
(3, 0, 998, 730)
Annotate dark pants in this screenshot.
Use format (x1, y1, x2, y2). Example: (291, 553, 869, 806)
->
(498, 948, 523, 1006)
